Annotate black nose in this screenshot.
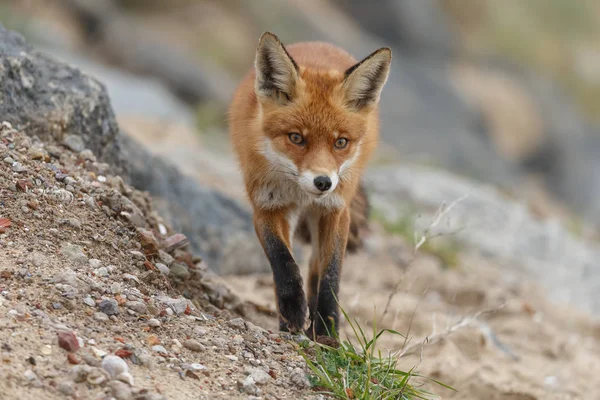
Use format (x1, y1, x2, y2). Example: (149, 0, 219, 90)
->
(313, 176, 332, 192)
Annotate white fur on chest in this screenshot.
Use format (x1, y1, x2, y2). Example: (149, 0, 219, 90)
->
(253, 175, 345, 211)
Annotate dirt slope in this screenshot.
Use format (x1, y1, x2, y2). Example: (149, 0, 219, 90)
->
(0, 123, 319, 400)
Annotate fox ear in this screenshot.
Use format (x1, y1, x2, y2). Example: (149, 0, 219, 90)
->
(342, 48, 392, 111)
(254, 32, 299, 104)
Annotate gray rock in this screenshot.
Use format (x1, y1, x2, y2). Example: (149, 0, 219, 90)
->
(102, 355, 129, 378)
(151, 345, 168, 355)
(148, 318, 161, 328)
(60, 243, 88, 266)
(62, 134, 85, 152)
(238, 376, 259, 396)
(0, 24, 126, 175)
(109, 380, 132, 400)
(249, 368, 271, 385)
(94, 312, 109, 322)
(98, 299, 119, 316)
(125, 300, 147, 314)
(183, 340, 205, 353)
(290, 367, 310, 388)
(169, 263, 190, 280)
(227, 318, 247, 332)
(57, 380, 75, 395)
(155, 263, 169, 276)
(368, 164, 600, 316)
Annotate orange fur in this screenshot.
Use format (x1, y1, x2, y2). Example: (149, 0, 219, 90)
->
(229, 32, 391, 336)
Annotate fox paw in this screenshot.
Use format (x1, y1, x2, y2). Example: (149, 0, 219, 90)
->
(278, 293, 309, 333)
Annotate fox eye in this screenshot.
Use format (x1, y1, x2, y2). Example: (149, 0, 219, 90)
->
(334, 137, 348, 149)
(288, 132, 304, 145)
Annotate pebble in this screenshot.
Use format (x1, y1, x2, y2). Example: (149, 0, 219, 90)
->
(109, 379, 133, 399)
(148, 318, 161, 328)
(60, 243, 88, 265)
(99, 299, 119, 316)
(62, 135, 85, 152)
(225, 355, 238, 362)
(94, 312, 109, 322)
(3, 156, 14, 164)
(125, 301, 147, 314)
(79, 149, 96, 161)
(190, 363, 206, 371)
(152, 345, 168, 355)
(57, 331, 80, 352)
(24, 369, 37, 381)
(183, 339, 205, 352)
(95, 267, 109, 277)
(169, 263, 190, 280)
(228, 318, 247, 331)
(158, 251, 174, 266)
(238, 376, 259, 396)
(84, 296, 96, 308)
(50, 188, 74, 203)
(57, 380, 75, 395)
(12, 162, 27, 173)
(290, 367, 310, 388)
(102, 355, 129, 378)
(249, 368, 272, 385)
(155, 263, 170, 275)
(64, 176, 77, 186)
(89, 259, 102, 268)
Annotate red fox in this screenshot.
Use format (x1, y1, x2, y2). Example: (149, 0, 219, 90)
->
(229, 32, 391, 337)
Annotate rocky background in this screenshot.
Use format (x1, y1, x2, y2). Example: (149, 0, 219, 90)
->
(2, 1, 600, 399)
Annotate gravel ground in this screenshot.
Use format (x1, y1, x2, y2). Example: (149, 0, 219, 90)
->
(0, 122, 320, 400)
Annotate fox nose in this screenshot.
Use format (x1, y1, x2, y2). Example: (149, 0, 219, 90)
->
(313, 176, 332, 192)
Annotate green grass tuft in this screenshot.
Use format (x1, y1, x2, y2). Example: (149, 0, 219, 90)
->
(299, 304, 455, 399)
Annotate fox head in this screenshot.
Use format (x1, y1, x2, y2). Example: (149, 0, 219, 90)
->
(253, 32, 391, 199)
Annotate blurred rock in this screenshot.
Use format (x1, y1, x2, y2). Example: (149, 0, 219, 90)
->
(0, 24, 126, 176)
(367, 164, 600, 315)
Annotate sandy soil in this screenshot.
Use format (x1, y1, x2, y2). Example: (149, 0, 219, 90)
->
(224, 226, 600, 400)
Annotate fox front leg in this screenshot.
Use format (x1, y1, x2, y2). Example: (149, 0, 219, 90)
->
(254, 210, 308, 333)
(307, 208, 350, 338)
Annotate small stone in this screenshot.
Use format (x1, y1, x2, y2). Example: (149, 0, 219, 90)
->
(190, 363, 206, 371)
(62, 135, 85, 152)
(158, 251, 174, 266)
(94, 312, 109, 322)
(79, 149, 96, 161)
(24, 369, 37, 381)
(122, 273, 140, 284)
(152, 345, 168, 355)
(183, 340, 205, 352)
(83, 296, 95, 307)
(12, 162, 27, 173)
(50, 189, 74, 203)
(125, 301, 147, 314)
(64, 176, 77, 186)
(228, 318, 247, 331)
(99, 299, 119, 316)
(169, 263, 190, 280)
(3, 156, 14, 164)
(155, 263, 169, 275)
(148, 318, 161, 328)
(109, 380, 132, 400)
(290, 367, 310, 388)
(58, 331, 80, 352)
(249, 368, 272, 385)
(89, 259, 102, 269)
(94, 267, 109, 277)
(238, 376, 259, 396)
(102, 355, 129, 379)
(60, 243, 87, 265)
(162, 233, 189, 252)
(28, 147, 46, 160)
(57, 380, 74, 395)
(129, 251, 145, 260)
(225, 355, 238, 362)
(40, 345, 52, 355)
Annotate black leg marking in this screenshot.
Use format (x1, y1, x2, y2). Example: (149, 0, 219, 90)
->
(263, 230, 307, 333)
(314, 249, 342, 337)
